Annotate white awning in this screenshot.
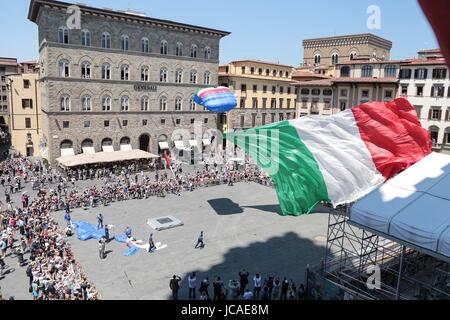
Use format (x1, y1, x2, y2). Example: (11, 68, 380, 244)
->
(56, 149, 160, 168)
(174, 140, 188, 150)
(189, 140, 198, 147)
(102, 145, 115, 153)
(60, 148, 75, 157)
(82, 147, 96, 155)
(202, 139, 211, 146)
(350, 152, 450, 260)
(159, 142, 169, 150)
(120, 144, 132, 151)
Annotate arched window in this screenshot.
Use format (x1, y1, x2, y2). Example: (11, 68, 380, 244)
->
(279, 70, 283, 77)
(141, 66, 149, 82)
(101, 32, 111, 49)
(160, 68, 168, 82)
(60, 140, 73, 149)
(60, 95, 70, 112)
(141, 96, 149, 111)
(59, 60, 70, 77)
(350, 51, 357, 60)
(272, 70, 277, 77)
(102, 138, 113, 147)
(361, 65, 373, 77)
(191, 44, 198, 58)
(120, 35, 129, 51)
(175, 97, 182, 111)
(58, 27, 69, 44)
(160, 40, 168, 55)
(190, 70, 197, 84)
(189, 98, 196, 111)
(429, 126, 439, 146)
(175, 68, 183, 83)
(331, 53, 339, 65)
(81, 61, 91, 79)
(81, 30, 91, 46)
(340, 66, 350, 77)
(121, 96, 129, 111)
(81, 139, 93, 148)
(102, 96, 111, 111)
(82, 95, 92, 112)
(121, 64, 130, 81)
(176, 42, 183, 56)
(159, 96, 168, 111)
(101, 63, 111, 80)
(141, 37, 149, 53)
(204, 47, 211, 60)
(120, 137, 131, 145)
(384, 65, 397, 77)
(314, 54, 321, 65)
(204, 71, 211, 85)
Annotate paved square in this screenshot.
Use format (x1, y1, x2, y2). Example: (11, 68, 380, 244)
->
(51, 182, 329, 300)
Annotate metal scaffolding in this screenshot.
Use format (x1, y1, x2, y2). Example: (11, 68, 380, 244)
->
(306, 206, 450, 300)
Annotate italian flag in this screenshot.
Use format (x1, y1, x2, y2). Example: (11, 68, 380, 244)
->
(227, 98, 432, 216)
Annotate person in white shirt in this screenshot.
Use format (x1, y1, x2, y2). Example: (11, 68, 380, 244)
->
(243, 289, 253, 300)
(188, 272, 197, 300)
(253, 273, 262, 300)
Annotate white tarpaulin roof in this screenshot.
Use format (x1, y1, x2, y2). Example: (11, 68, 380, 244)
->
(82, 147, 95, 155)
(120, 144, 132, 151)
(350, 152, 450, 259)
(158, 142, 169, 150)
(61, 148, 75, 157)
(189, 140, 198, 147)
(56, 149, 160, 168)
(102, 145, 115, 153)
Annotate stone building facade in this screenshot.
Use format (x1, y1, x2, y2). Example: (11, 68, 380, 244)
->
(218, 60, 297, 131)
(0, 57, 20, 134)
(302, 33, 392, 76)
(28, 0, 229, 164)
(9, 71, 44, 157)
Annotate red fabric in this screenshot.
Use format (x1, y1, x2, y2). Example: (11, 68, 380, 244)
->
(352, 98, 432, 180)
(163, 150, 171, 167)
(418, 0, 450, 68)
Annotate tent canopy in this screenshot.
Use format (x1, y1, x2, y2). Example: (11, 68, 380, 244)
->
(56, 149, 159, 168)
(350, 152, 450, 260)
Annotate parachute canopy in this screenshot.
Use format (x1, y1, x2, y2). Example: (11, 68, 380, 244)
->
(194, 87, 237, 113)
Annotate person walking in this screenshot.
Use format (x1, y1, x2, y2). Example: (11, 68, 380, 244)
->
(239, 270, 249, 295)
(195, 231, 204, 249)
(104, 225, 110, 242)
(188, 272, 197, 300)
(148, 233, 156, 253)
(64, 211, 71, 227)
(253, 273, 262, 300)
(169, 275, 182, 300)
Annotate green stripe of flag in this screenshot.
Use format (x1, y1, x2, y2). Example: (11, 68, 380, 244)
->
(226, 120, 330, 216)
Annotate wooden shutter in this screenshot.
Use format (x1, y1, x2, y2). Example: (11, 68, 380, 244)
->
(428, 109, 432, 120)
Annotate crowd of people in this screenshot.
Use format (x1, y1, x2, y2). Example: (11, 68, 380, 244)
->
(170, 270, 307, 301)
(0, 156, 100, 300)
(0, 154, 299, 301)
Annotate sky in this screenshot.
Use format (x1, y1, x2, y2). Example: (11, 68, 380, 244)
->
(0, 0, 439, 66)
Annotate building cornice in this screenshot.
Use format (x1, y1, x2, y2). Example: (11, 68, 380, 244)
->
(41, 110, 214, 116)
(40, 42, 220, 65)
(218, 74, 294, 84)
(303, 33, 392, 50)
(28, 0, 230, 38)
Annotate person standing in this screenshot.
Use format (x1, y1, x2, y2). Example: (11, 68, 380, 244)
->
(253, 273, 262, 300)
(97, 213, 104, 229)
(169, 275, 182, 300)
(195, 231, 204, 249)
(239, 270, 249, 295)
(280, 278, 289, 300)
(64, 211, 71, 227)
(104, 225, 110, 242)
(213, 276, 224, 300)
(188, 272, 197, 300)
(243, 288, 253, 300)
(272, 278, 281, 300)
(98, 238, 106, 260)
(199, 277, 210, 300)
